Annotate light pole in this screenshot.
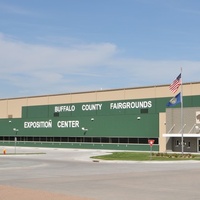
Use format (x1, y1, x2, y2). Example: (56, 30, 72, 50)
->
(82, 127, 88, 135)
(81, 118, 95, 134)
(13, 128, 19, 154)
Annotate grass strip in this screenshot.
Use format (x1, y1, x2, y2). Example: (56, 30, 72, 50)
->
(91, 152, 200, 161)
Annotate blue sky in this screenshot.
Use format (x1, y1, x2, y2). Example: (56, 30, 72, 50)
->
(0, 0, 200, 98)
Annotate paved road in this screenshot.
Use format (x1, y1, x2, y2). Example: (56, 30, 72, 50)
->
(0, 146, 200, 200)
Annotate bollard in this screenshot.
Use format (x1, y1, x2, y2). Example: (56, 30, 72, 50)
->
(3, 149, 6, 155)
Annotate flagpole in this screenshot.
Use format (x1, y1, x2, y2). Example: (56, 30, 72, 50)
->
(180, 67, 184, 154)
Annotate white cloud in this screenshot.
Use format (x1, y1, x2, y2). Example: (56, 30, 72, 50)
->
(0, 33, 119, 96)
(107, 58, 200, 85)
(0, 33, 200, 98)
(0, 33, 117, 72)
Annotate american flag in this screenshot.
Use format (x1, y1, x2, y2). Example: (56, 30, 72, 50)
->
(169, 73, 181, 93)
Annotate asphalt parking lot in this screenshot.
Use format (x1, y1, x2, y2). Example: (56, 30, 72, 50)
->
(0, 146, 200, 200)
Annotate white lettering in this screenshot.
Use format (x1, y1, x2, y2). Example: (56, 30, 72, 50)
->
(57, 120, 79, 128)
(82, 104, 102, 111)
(55, 105, 75, 112)
(110, 101, 152, 110)
(24, 120, 52, 128)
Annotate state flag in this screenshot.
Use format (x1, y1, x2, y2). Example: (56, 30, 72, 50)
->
(166, 92, 181, 107)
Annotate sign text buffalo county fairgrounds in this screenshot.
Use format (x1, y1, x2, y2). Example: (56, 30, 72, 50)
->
(54, 100, 152, 112)
(24, 100, 152, 129)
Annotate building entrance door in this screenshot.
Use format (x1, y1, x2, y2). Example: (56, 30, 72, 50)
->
(197, 139, 200, 152)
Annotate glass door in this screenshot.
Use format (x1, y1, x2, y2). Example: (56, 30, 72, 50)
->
(197, 139, 200, 152)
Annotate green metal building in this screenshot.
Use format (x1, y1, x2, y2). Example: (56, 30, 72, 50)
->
(1, 82, 200, 152)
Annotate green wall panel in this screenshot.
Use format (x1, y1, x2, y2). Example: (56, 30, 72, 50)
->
(2, 94, 200, 151)
(0, 113, 158, 138)
(22, 107, 27, 118)
(22, 105, 49, 118)
(0, 118, 22, 136)
(192, 95, 200, 106)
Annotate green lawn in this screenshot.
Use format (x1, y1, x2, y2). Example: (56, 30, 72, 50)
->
(91, 152, 200, 161)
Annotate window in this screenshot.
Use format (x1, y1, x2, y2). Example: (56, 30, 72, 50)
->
(175, 140, 179, 146)
(119, 138, 128, 143)
(85, 137, 92, 143)
(139, 138, 148, 144)
(101, 137, 109, 143)
(47, 137, 54, 142)
(187, 141, 191, 148)
(27, 137, 33, 141)
(54, 137, 61, 142)
(140, 109, 148, 114)
(60, 137, 67, 142)
(129, 138, 138, 144)
(41, 137, 46, 142)
(110, 138, 118, 143)
(0, 136, 159, 145)
(93, 137, 100, 143)
(54, 112, 59, 117)
(67, 137, 74, 142)
(76, 137, 83, 142)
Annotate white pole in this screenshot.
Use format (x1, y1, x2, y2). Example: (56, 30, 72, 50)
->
(180, 68, 184, 154)
(15, 136, 17, 154)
